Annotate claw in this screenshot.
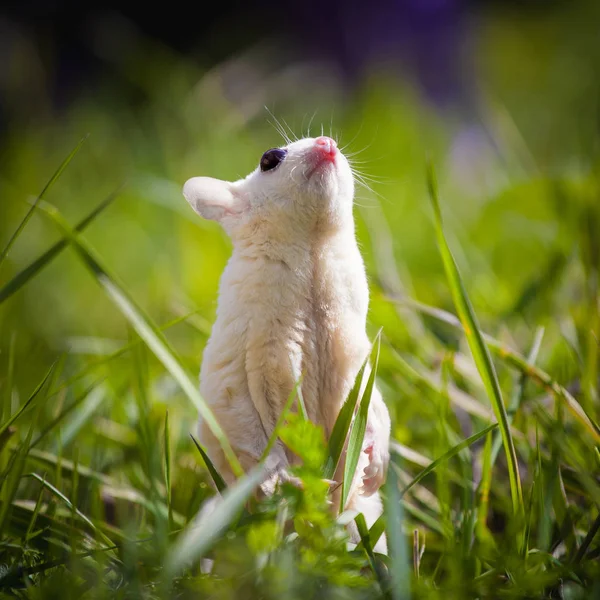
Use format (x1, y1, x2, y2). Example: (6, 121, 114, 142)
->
(359, 439, 388, 496)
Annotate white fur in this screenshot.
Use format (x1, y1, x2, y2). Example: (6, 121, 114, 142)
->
(183, 137, 391, 553)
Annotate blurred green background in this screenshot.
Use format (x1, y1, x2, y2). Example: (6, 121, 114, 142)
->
(0, 0, 599, 597)
(2, 0, 599, 421)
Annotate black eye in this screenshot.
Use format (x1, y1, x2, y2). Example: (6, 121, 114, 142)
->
(260, 148, 287, 172)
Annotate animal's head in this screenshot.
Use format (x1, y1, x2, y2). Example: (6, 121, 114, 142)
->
(183, 136, 355, 243)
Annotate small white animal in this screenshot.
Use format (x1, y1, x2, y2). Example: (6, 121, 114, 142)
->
(183, 135, 391, 552)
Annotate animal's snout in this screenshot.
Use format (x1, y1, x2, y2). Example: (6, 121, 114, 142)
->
(314, 136, 337, 161)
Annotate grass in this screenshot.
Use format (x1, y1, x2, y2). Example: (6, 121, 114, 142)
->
(1, 5, 600, 597)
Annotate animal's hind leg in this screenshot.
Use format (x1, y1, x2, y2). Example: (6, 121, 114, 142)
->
(198, 417, 295, 496)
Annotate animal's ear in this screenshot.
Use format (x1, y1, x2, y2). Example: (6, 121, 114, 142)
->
(182, 177, 247, 222)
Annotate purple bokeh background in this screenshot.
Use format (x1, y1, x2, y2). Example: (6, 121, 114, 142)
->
(287, 0, 471, 109)
(0, 0, 557, 130)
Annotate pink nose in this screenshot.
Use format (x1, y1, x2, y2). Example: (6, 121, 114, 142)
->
(314, 136, 337, 158)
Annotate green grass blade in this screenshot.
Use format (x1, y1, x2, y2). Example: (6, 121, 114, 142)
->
(475, 432, 494, 545)
(0, 544, 120, 588)
(322, 357, 369, 480)
(37, 201, 243, 477)
(389, 348, 494, 422)
(395, 296, 600, 442)
(164, 463, 265, 578)
(70, 447, 80, 553)
(296, 385, 309, 421)
(357, 514, 386, 553)
(190, 434, 227, 494)
(23, 448, 182, 524)
(354, 512, 374, 557)
(0, 416, 38, 537)
(522, 471, 536, 558)
(489, 327, 544, 468)
(30, 379, 104, 449)
(164, 410, 173, 529)
(354, 512, 387, 588)
(2, 333, 16, 425)
(426, 161, 523, 514)
(0, 186, 121, 305)
(572, 513, 600, 564)
(537, 426, 554, 552)
(0, 358, 59, 438)
(401, 423, 498, 497)
(25, 474, 47, 542)
(384, 459, 411, 600)
(0, 135, 88, 267)
(342, 333, 381, 509)
(23, 472, 114, 549)
(49, 309, 201, 397)
(50, 384, 105, 452)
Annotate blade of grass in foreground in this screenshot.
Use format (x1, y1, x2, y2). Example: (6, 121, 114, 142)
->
(0, 544, 120, 590)
(0, 135, 88, 268)
(24, 472, 95, 535)
(0, 415, 38, 538)
(23, 473, 115, 550)
(572, 513, 600, 564)
(392, 296, 600, 442)
(0, 186, 121, 304)
(342, 333, 381, 510)
(354, 512, 388, 588)
(0, 359, 59, 439)
(164, 410, 173, 529)
(49, 309, 202, 398)
(400, 423, 498, 497)
(23, 448, 184, 525)
(475, 432, 494, 546)
(190, 434, 227, 494)
(357, 514, 386, 553)
(426, 161, 523, 515)
(384, 459, 411, 600)
(37, 201, 243, 478)
(489, 327, 544, 468)
(164, 464, 265, 579)
(30, 379, 105, 449)
(322, 356, 369, 481)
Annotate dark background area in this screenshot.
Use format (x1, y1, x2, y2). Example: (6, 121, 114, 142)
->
(0, 0, 568, 132)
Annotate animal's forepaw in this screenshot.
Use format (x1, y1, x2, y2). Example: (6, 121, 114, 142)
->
(360, 441, 389, 497)
(259, 468, 302, 496)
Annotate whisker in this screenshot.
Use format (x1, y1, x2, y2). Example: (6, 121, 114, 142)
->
(268, 119, 291, 145)
(265, 106, 292, 145)
(349, 162, 390, 185)
(280, 116, 298, 142)
(340, 123, 364, 153)
(344, 143, 375, 159)
(306, 111, 317, 138)
(351, 172, 392, 185)
(353, 200, 378, 209)
(346, 157, 378, 166)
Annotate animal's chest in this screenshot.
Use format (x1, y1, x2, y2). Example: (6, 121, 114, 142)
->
(216, 247, 368, 421)
(223, 249, 364, 343)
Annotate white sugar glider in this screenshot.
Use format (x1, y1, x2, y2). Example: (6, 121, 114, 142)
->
(183, 135, 391, 552)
